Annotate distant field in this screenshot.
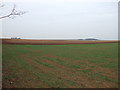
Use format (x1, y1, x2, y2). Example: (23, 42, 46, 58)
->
(2, 42, 118, 88)
(2, 39, 119, 45)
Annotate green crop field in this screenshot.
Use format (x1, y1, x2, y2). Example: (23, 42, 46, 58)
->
(2, 43, 118, 88)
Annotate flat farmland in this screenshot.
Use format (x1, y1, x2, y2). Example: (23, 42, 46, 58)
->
(2, 40, 119, 88)
(2, 39, 119, 45)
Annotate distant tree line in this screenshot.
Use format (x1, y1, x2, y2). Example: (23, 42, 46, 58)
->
(11, 37, 21, 39)
(78, 38, 99, 40)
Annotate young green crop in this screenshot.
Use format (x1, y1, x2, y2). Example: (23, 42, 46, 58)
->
(2, 43, 118, 88)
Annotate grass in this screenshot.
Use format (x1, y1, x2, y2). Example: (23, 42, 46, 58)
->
(2, 43, 118, 88)
(34, 59, 55, 68)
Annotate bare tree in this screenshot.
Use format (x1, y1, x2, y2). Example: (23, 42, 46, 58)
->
(0, 4, 27, 19)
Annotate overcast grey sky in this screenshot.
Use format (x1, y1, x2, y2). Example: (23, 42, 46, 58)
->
(1, 0, 119, 40)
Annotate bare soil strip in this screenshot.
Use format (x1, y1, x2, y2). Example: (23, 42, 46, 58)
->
(2, 39, 119, 45)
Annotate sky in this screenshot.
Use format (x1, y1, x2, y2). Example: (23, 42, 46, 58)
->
(0, 0, 119, 40)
